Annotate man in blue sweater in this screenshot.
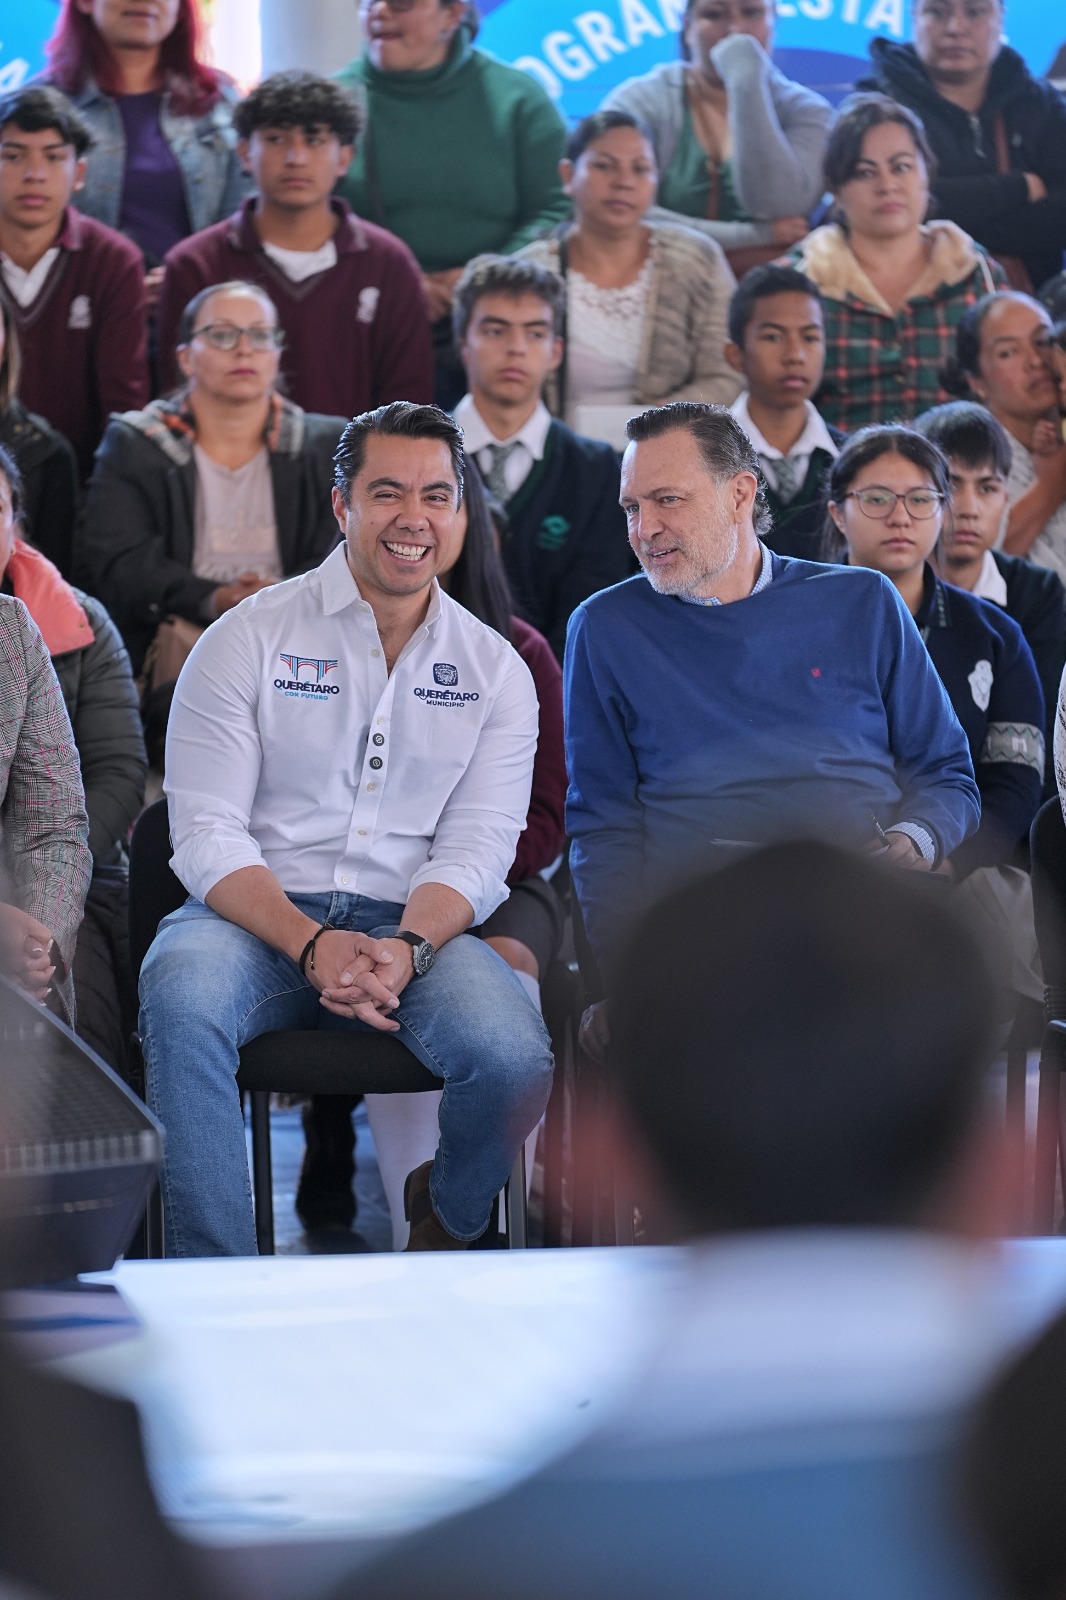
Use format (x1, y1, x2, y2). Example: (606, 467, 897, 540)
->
(565, 401, 981, 1012)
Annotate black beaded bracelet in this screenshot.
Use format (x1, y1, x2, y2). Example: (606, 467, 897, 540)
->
(299, 921, 335, 977)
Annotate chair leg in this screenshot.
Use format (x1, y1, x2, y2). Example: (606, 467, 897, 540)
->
(1032, 1035, 1063, 1233)
(1005, 1030, 1029, 1235)
(507, 1143, 528, 1249)
(250, 1090, 275, 1255)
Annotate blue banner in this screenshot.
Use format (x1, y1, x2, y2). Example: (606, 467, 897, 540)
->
(475, 0, 1056, 120)
(0, 0, 59, 90)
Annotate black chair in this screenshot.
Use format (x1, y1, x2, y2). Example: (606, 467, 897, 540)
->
(127, 799, 529, 1254)
(1028, 796, 1066, 1232)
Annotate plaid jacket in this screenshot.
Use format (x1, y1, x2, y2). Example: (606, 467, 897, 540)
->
(786, 221, 1005, 430)
(0, 597, 91, 977)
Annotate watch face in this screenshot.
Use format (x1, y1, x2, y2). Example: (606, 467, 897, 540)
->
(412, 940, 435, 976)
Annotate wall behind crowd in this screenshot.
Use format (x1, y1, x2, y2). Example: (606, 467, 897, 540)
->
(0, 0, 1056, 111)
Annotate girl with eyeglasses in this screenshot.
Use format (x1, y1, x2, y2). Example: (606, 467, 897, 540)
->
(75, 280, 345, 757)
(825, 426, 1044, 975)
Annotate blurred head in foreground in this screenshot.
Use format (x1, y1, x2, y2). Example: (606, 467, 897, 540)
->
(611, 838, 1002, 1239)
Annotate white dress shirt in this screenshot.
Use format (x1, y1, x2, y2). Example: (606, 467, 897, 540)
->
(730, 392, 839, 497)
(165, 543, 539, 923)
(453, 394, 552, 501)
(970, 548, 1009, 607)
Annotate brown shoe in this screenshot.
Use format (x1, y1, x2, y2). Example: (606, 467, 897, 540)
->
(403, 1159, 471, 1251)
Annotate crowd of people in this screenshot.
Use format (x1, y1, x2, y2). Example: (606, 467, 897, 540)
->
(0, 0, 1064, 1257)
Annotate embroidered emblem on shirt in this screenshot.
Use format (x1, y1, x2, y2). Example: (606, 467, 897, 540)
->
(968, 658, 993, 712)
(536, 516, 570, 552)
(274, 653, 340, 698)
(356, 288, 380, 325)
(433, 662, 458, 686)
(68, 295, 91, 330)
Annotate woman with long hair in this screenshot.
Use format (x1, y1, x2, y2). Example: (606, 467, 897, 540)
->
(942, 290, 1066, 582)
(787, 93, 1005, 431)
(826, 424, 1043, 998)
(297, 462, 567, 1249)
(45, 0, 247, 292)
(0, 300, 78, 579)
(518, 110, 739, 450)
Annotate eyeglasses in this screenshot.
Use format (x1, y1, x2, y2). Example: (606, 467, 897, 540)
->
(841, 488, 945, 519)
(191, 323, 284, 352)
(359, 0, 423, 13)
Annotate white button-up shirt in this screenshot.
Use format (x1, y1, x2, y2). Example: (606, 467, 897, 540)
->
(165, 543, 539, 924)
(453, 394, 552, 501)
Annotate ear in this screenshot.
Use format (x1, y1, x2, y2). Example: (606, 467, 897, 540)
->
(335, 143, 355, 181)
(547, 335, 564, 376)
(724, 340, 745, 377)
(331, 485, 349, 538)
(559, 158, 574, 197)
(71, 156, 88, 194)
(732, 469, 758, 521)
(827, 499, 846, 534)
(176, 342, 193, 382)
(237, 137, 253, 176)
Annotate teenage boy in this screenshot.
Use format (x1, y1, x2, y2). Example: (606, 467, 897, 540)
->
(0, 86, 148, 479)
(917, 399, 1066, 797)
(452, 254, 632, 661)
(725, 263, 845, 560)
(157, 72, 431, 415)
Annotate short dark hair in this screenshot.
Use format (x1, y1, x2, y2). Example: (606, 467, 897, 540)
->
(625, 401, 773, 538)
(612, 839, 997, 1235)
(0, 85, 91, 156)
(914, 401, 1013, 478)
(176, 280, 279, 346)
(0, 443, 24, 528)
(233, 71, 361, 147)
(565, 108, 654, 164)
(727, 262, 824, 347)
(822, 423, 951, 559)
(333, 402, 465, 508)
(940, 290, 1042, 397)
(823, 91, 936, 192)
(452, 254, 565, 345)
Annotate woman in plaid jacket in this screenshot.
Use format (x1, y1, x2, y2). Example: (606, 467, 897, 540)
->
(786, 94, 1004, 432)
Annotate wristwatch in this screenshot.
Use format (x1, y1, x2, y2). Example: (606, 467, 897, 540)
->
(394, 930, 436, 976)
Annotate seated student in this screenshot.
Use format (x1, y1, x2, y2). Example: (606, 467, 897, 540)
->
(601, 0, 832, 266)
(518, 111, 740, 451)
(157, 72, 431, 415)
(0, 86, 148, 480)
(0, 297, 78, 578)
(942, 291, 1066, 580)
(329, 840, 1009, 1600)
(76, 280, 344, 728)
(785, 92, 1004, 431)
(725, 262, 845, 560)
(298, 463, 566, 1247)
(827, 424, 1043, 1000)
(915, 400, 1066, 799)
(863, 0, 1066, 294)
(452, 254, 631, 661)
(0, 445, 145, 1069)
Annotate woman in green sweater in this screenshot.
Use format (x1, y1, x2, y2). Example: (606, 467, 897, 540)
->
(336, 1, 568, 402)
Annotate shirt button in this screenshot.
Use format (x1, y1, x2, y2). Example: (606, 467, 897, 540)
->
(371, 648, 381, 658)
(357, 828, 368, 837)
(340, 875, 349, 885)
(376, 717, 385, 726)
(372, 733, 385, 746)
(369, 756, 383, 770)
(366, 782, 376, 792)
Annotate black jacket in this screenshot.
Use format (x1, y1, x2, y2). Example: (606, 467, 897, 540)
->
(0, 399, 79, 579)
(762, 426, 848, 562)
(488, 419, 633, 662)
(991, 549, 1066, 801)
(863, 41, 1066, 288)
(75, 396, 344, 671)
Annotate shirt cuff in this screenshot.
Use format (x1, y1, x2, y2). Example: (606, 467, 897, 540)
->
(886, 822, 936, 864)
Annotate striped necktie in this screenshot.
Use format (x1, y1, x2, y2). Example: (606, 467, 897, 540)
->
(485, 441, 521, 504)
(773, 454, 805, 505)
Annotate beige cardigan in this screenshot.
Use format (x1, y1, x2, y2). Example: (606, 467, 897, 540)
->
(518, 224, 741, 416)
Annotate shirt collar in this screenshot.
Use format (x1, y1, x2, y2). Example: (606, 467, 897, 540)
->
(678, 541, 773, 608)
(454, 394, 552, 461)
(317, 541, 443, 633)
(730, 392, 839, 463)
(970, 548, 1008, 606)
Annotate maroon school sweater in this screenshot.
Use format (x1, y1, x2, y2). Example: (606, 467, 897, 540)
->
(509, 615, 566, 884)
(158, 198, 433, 414)
(1, 209, 149, 479)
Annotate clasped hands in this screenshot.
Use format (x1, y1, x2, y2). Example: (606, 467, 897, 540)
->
(303, 929, 414, 1030)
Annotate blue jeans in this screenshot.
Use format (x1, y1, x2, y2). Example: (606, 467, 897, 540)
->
(140, 893, 554, 1256)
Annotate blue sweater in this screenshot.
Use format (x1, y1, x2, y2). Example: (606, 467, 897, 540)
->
(564, 556, 980, 968)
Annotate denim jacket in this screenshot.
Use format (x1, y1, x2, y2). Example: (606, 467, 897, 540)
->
(66, 77, 250, 251)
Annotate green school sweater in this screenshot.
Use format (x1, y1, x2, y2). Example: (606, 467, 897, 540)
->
(335, 31, 569, 273)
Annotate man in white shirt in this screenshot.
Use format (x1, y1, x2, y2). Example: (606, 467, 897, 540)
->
(140, 402, 553, 1256)
(452, 255, 631, 661)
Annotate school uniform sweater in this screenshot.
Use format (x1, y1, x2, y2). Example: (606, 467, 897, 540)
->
(485, 418, 632, 663)
(0, 208, 148, 480)
(564, 557, 980, 969)
(761, 424, 849, 561)
(157, 198, 432, 412)
(985, 550, 1066, 801)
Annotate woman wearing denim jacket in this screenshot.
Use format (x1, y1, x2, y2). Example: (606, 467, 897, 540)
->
(43, 0, 248, 298)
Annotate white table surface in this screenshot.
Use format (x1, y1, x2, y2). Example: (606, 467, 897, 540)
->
(23, 1241, 1066, 1599)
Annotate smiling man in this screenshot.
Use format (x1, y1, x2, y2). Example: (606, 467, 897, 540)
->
(157, 71, 431, 413)
(564, 401, 981, 1034)
(0, 85, 148, 478)
(140, 401, 553, 1256)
